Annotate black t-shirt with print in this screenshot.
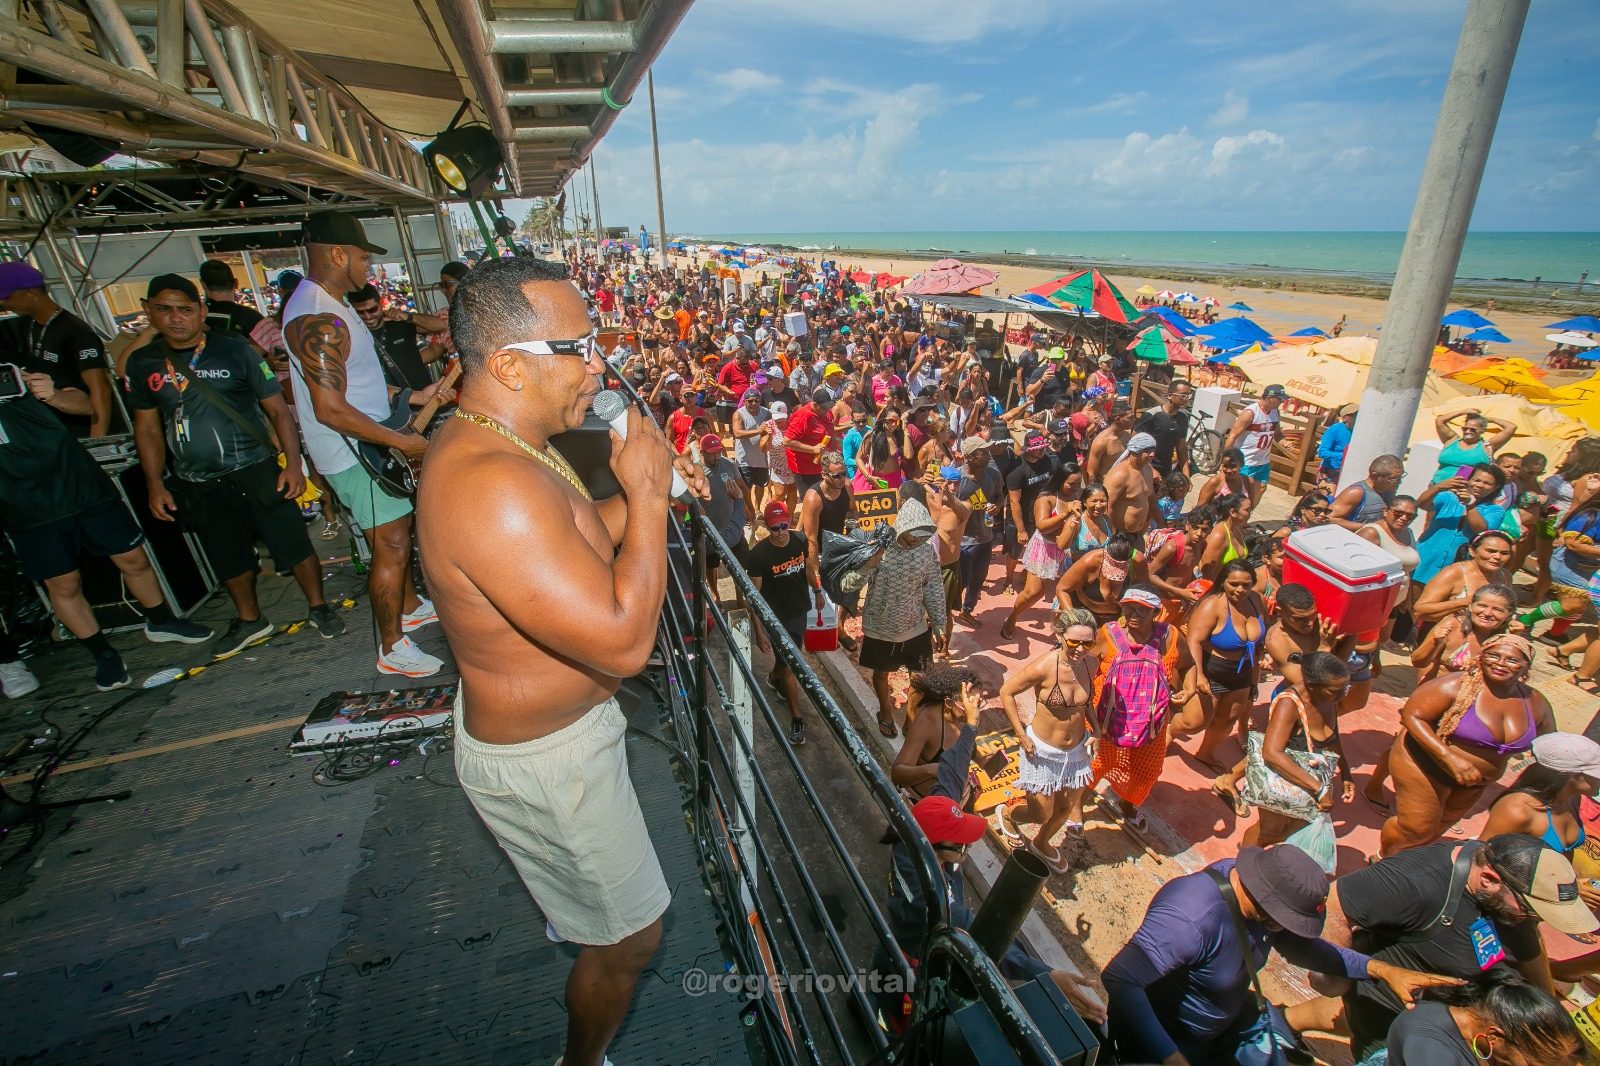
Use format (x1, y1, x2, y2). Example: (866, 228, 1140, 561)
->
(1, 309, 108, 436)
(745, 531, 810, 626)
(371, 319, 431, 391)
(0, 392, 116, 529)
(1005, 453, 1060, 533)
(123, 331, 281, 482)
(204, 299, 265, 338)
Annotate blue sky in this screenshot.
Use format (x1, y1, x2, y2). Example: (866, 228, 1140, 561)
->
(567, 0, 1600, 234)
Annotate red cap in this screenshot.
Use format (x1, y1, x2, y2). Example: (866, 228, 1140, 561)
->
(911, 795, 986, 847)
(699, 433, 724, 453)
(763, 500, 791, 524)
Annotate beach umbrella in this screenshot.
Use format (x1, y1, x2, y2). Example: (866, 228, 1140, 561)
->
(875, 273, 907, 289)
(1138, 306, 1200, 336)
(1197, 316, 1275, 348)
(1441, 308, 1494, 329)
(1227, 301, 1253, 312)
(1465, 327, 1511, 344)
(1446, 360, 1555, 400)
(1288, 327, 1327, 337)
(1156, 289, 1176, 300)
(1176, 291, 1199, 303)
(1547, 372, 1600, 402)
(1135, 284, 1158, 298)
(902, 258, 999, 296)
(1233, 346, 1371, 407)
(1202, 296, 1219, 307)
(1547, 331, 1600, 348)
(1129, 325, 1198, 365)
(849, 270, 873, 284)
(1021, 269, 1140, 324)
(1548, 315, 1600, 333)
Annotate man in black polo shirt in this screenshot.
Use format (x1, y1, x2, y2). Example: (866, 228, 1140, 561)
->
(348, 284, 449, 390)
(0, 261, 114, 437)
(0, 390, 211, 692)
(198, 260, 265, 338)
(125, 275, 344, 658)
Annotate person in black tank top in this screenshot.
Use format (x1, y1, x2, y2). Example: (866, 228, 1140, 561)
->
(799, 452, 858, 644)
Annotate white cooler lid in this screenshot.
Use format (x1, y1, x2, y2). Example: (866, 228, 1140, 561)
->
(1284, 525, 1405, 583)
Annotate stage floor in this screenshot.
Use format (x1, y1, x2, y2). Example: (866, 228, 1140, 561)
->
(0, 562, 753, 1064)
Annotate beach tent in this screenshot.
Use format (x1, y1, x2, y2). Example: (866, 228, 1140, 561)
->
(1197, 316, 1275, 349)
(1289, 327, 1328, 338)
(1227, 301, 1253, 312)
(1547, 331, 1600, 348)
(902, 258, 999, 296)
(1021, 269, 1140, 324)
(1138, 306, 1200, 336)
(1232, 345, 1369, 407)
(1464, 327, 1511, 344)
(1548, 315, 1600, 333)
(1441, 308, 1495, 329)
(1135, 284, 1158, 298)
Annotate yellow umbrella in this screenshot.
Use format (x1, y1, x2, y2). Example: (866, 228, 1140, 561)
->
(1135, 284, 1158, 297)
(1554, 397, 1600, 432)
(1546, 371, 1600, 403)
(1303, 335, 1379, 365)
(1232, 346, 1370, 407)
(1445, 362, 1555, 400)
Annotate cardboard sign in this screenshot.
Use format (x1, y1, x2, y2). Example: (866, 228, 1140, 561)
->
(852, 488, 899, 532)
(971, 730, 1024, 814)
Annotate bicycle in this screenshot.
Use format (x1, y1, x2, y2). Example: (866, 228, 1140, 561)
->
(1187, 409, 1225, 476)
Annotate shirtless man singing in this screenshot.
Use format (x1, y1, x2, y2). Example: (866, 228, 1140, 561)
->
(416, 258, 701, 1066)
(1104, 431, 1159, 536)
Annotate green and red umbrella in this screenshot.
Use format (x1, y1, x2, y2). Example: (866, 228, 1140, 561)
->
(1022, 269, 1140, 324)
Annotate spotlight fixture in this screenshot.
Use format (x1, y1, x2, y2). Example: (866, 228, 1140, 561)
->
(423, 124, 503, 195)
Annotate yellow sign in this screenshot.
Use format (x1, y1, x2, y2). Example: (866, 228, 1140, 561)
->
(852, 488, 899, 532)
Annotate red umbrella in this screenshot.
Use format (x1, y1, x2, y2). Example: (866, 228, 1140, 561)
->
(901, 258, 999, 296)
(849, 270, 873, 284)
(875, 274, 907, 290)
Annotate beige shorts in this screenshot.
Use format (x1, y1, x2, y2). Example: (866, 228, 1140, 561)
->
(453, 691, 671, 946)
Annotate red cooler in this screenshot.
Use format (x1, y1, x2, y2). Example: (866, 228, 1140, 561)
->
(1282, 525, 1406, 634)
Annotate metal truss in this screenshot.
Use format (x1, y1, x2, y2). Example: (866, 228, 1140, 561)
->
(0, 0, 440, 203)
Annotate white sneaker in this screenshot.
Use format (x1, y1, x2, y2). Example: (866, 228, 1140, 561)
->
(376, 637, 444, 678)
(0, 660, 40, 699)
(401, 597, 439, 633)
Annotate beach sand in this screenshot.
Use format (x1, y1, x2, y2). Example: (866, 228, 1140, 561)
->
(814, 252, 1561, 363)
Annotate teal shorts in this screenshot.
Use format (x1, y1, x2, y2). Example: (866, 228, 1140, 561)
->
(325, 462, 414, 532)
(1241, 462, 1271, 483)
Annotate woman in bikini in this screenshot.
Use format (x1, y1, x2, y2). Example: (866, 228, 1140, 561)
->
(1240, 650, 1355, 848)
(1181, 559, 1269, 774)
(1379, 633, 1553, 857)
(891, 662, 984, 800)
(1196, 447, 1248, 507)
(1059, 482, 1112, 563)
(1198, 494, 1254, 584)
(1412, 529, 1515, 627)
(995, 609, 1099, 873)
(1058, 533, 1139, 628)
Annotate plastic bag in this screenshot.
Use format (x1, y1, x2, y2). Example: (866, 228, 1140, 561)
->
(1285, 812, 1337, 876)
(818, 526, 891, 605)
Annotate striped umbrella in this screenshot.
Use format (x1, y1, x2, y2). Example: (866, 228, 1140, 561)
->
(1021, 269, 1140, 324)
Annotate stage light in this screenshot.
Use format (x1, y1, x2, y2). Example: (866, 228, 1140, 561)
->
(423, 125, 502, 194)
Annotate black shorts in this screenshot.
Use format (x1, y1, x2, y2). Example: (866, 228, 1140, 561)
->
(739, 464, 770, 487)
(10, 495, 145, 581)
(1003, 520, 1023, 560)
(858, 630, 933, 673)
(715, 403, 737, 424)
(706, 531, 750, 572)
(796, 472, 822, 494)
(171, 458, 313, 581)
(1203, 653, 1253, 695)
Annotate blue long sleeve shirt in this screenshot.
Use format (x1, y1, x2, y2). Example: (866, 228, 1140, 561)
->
(1102, 860, 1371, 1062)
(1317, 420, 1353, 467)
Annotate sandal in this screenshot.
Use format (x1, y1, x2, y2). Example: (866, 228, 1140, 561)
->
(1026, 835, 1071, 874)
(1122, 808, 1149, 834)
(994, 804, 1024, 845)
(1570, 674, 1600, 695)
(876, 716, 899, 739)
(1548, 647, 1575, 669)
(1210, 778, 1249, 818)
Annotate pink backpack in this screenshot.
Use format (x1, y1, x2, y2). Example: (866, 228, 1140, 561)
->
(1097, 623, 1172, 748)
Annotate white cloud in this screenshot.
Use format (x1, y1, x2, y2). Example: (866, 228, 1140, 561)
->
(1208, 129, 1285, 173)
(1207, 90, 1250, 128)
(1014, 95, 1039, 109)
(712, 67, 781, 93)
(696, 0, 1062, 46)
(1081, 91, 1149, 116)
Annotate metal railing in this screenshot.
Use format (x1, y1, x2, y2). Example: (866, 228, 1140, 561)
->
(611, 373, 1060, 1065)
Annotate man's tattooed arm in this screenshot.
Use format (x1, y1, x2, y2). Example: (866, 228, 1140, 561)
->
(283, 312, 408, 448)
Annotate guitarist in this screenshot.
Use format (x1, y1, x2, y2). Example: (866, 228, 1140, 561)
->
(348, 283, 449, 391)
(126, 274, 344, 658)
(282, 214, 453, 679)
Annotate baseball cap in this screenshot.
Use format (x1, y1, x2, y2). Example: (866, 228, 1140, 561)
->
(145, 273, 200, 302)
(1023, 430, 1047, 450)
(1119, 584, 1163, 610)
(1098, 354, 1112, 364)
(0, 261, 47, 300)
(959, 437, 990, 457)
(733, 320, 746, 332)
(1262, 384, 1289, 399)
(1532, 733, 1600, 779)
(763, 500, 791, 525)
(911, 795, 986, 847)
(301, 212, 387, 254)
(663, 372, 682, 384)
(1069, 411, 1091, 434)
(699, 433, 724, 454)
(769, 401, 789, 420)
(1486, 832, 1599, 934)
(1235, 845, 1330, 938)
(1045, 346, 1067, 361)
(274, 269, 303, 290)
(1048, 418, 1071, 435)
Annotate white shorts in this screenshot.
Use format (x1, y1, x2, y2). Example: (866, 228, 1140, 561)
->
(453, 691, 671, 946)
(1016, 727, 1094, 795)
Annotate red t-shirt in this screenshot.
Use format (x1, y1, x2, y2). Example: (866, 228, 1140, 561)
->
(784, 403, 829, 476)
(667, 406, 702, 453)
(595, 288, 615, 312)
(716, 360, 754, 402)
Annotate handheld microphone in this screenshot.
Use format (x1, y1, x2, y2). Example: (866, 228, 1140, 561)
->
(591, 389, 688, 500)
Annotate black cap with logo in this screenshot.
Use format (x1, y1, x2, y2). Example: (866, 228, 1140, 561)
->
(301, 212, 386, 254)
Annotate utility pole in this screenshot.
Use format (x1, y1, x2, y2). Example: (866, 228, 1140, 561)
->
(648, 70, 669, 269)
(588, 157, 605, 255)
(1339, 0, 1530, 492)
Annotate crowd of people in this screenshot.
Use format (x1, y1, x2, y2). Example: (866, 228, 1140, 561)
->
(576, 246, 1600, 1063)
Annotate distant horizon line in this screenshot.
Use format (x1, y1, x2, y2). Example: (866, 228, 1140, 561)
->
(701, 228, 1595, 236)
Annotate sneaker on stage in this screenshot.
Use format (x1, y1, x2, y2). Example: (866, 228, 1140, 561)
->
(94, 651, 130, 691)
(377, 636, 444, 678)
(0, 660, 41, 699)
(212, 617, 274, 660)
(308, 604, 348, 639)
(401, 597, 439, 633)
(144, 617, 214, 644)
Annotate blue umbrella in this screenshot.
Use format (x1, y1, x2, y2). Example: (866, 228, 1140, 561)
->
(1464, 327, 1511, 344)
(1441, 308, 1494, 329)
(1197, 316, 1274, 347)
(1011, 292, 1059, 309)
(1227, 301, 1253, 312)
(1288, 326, 1327, 337)
(1139, 305, 1200, 336)
(1548, 315, 1600, 333)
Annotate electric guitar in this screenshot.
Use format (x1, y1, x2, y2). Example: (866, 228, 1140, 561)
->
(352, 364, 461, 497)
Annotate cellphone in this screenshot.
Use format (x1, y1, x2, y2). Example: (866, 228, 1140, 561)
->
(1456, 466, 1474, 481)
(0, 362, 24, 401)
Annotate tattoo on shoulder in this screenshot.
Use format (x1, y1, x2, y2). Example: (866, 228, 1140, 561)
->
(284, 313, 350, 394)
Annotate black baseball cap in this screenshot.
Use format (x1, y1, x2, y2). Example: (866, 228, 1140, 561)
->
(301, 212, 386, 254)
(145, 273, 200, 302)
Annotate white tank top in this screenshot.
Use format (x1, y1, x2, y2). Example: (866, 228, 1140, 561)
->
(1364, 520, 1421, 576)
(281, 279, 391, 476)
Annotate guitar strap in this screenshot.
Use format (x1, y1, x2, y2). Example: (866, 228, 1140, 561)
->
(168, 361, 278, 457)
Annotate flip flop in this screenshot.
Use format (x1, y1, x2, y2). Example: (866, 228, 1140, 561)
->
(1026, 835, 1071, 874)
(1570, 674, 1600, 695)
(994, 804, 1024, 845)
(876, 716, 899, 739)
(1210, 779, 1249, 818)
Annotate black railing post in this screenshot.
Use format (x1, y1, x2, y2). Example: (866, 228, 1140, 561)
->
(689, 515, 714, 826)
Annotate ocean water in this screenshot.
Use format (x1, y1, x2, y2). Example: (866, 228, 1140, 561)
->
(700, 231, 1597, 285)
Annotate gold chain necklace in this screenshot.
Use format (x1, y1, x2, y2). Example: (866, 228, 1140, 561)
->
(453, 410, 593, 501)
